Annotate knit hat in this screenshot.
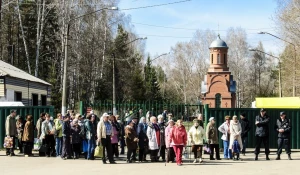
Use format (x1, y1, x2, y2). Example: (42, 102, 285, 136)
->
(209, 117, 215, 122)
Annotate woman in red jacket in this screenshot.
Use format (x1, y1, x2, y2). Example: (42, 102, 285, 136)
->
(169, 119, 187, 166)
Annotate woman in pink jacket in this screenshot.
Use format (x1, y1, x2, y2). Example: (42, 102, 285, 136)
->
(169, 119, 187, 166)
(165, 120, 175, 163)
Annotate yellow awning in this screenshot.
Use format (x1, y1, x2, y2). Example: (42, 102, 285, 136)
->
(256, 97, 300, 108)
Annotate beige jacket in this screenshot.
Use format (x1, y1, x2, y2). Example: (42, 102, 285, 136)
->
(97, 121, 114, 139)
(5, 115, 17, 136)
(229, 120, 243, 150)
(188, 126, 205, 145)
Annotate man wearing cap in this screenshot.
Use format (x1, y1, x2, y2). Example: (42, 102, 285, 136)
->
(254, 108, 270, 160)
(5, 110, 18, 156)
(275, 112, 292, 160)
(206, 117, 221, 160)
(97, 113, 116, 164)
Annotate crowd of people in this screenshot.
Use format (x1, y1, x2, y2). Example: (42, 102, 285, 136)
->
(4, 108, 292, 166)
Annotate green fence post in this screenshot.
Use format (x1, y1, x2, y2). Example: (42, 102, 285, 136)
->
(204, 104, 209, 126)
(80, 101, 84, 115)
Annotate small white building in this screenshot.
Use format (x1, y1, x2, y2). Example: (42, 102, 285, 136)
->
(0, 60, 51, 106)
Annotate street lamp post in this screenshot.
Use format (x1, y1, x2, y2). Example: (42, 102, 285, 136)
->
(258, 31, 296, 97)
(249, 48, 282, 97)
(112, 37, 147, 115)
(62, 7, 118, 116)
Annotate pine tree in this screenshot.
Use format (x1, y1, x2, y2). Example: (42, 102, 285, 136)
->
(144, 55, 162, 101)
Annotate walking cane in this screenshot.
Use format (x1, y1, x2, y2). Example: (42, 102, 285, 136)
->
(165, 148, 167, 166)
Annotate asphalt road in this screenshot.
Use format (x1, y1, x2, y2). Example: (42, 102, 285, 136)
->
(1, 150, 300, 175)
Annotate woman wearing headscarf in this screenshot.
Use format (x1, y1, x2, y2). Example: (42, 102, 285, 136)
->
(22, 115, 34, 157)
(229, 115, 243, 160)
(137, 117, 149, 162)
(71, 119, 82, 159)
(218, 116, 232, 159)
(189, 119, 205, 163)
(147, 116, 160, 162)
(125, 120, 139, 163)
(169, 119, 187, 166)
(165, 119, 175, 163)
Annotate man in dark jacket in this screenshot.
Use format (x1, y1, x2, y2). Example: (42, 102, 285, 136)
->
(239, 113, 251, 156)
(61, 115, 71, 160)
(254, 108, 270, 160)
(275, 111, 292, 160)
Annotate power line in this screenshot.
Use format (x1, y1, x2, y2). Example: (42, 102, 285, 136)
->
(132, 21, 276, 32)
(120, 0, 192, 10)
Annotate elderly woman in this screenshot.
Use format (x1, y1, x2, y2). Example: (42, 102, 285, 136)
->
(169, 119, 187, 166)
(16, 115, 25, 154)
(71, 119, 81, 159)
(158, 115, 166, 161)
(147, 116, 160, 162)
(137, 117, 149, 162)
(110, 115, 120, 158)
(229, 115, 243, 160)
(206, 117, 221, 160)
(125, 120, 139, 163)
(189, 119, 205, 163)
(165, 119, 175, 163)
(218, 116, 232, 160)
(22, 115, 34, 157)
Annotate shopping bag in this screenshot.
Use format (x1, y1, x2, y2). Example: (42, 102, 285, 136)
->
(33, 138, 42, 150)
(94, 145, 103, 157)
(3, 136, 13, 148)
(204, 144, 211, 154)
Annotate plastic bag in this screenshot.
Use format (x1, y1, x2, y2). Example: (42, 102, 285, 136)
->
(94, 145, 103, 157)
(3, 136, 13, 148)
(33, 138, 42, 150)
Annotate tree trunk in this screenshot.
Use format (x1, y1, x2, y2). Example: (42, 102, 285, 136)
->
(17, 0, 31, 74)
(35, 0, 46, 77)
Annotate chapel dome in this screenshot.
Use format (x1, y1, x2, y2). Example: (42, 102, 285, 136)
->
(209, 35, 228, 49)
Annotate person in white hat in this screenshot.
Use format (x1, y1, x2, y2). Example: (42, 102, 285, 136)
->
(206, 117, 221, 160)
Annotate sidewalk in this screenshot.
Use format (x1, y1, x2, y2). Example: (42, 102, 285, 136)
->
(1, 150, 300, 175)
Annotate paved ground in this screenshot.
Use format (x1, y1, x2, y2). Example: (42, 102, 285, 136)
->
(1, 150, 300, 175)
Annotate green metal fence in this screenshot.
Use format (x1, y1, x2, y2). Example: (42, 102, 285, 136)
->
(82, 100, 203, 121)
(0, 106, 54, 148)
(204, 105, 300, 149)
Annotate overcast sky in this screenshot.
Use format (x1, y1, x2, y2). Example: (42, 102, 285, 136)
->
(119, 0, 282, 59)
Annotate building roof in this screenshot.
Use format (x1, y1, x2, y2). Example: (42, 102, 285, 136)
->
(209, 34, 228, 48)
(0, 60, 51, 86)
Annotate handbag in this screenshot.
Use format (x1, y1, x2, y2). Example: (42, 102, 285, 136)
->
(94, 144, 103, 158)
(39, 144, 49, 153)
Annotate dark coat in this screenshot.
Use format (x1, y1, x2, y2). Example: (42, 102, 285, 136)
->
(137, 123, 149, 148)
(62, 121, 71, 137)
(239, 118, 251, 138)
(158, 122, 166, 146)
(125, 125, 138, 150)
(275, 118, 291, 138)
(85, 120, 95, 140)
(71, 125, 82, 144)
(255, 114, 270, 137)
